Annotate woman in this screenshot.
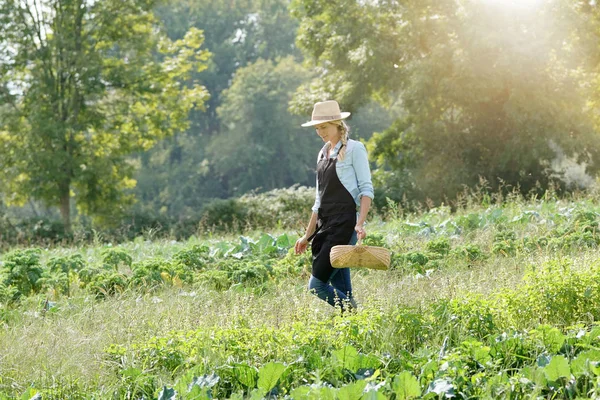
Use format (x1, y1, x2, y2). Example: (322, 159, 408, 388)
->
(294, 100, 374, 311)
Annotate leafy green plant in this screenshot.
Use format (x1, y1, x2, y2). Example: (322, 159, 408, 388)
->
(46, 254, 86, 275)
(363, 233, 386, 247)
(89, 272, 129, 299)
(0, 248, 43, 299)
(101, 248, 133, 271)
(451, 244, 487, 262)
(172, 245, 211, 270)
(197, 270, 232, 291)
(271, 248, 310, 279)
(426, 237, 451, 257)
(130, 259, 191, 288)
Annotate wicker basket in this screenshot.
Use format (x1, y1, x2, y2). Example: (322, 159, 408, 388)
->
(330, 239, 390, 270)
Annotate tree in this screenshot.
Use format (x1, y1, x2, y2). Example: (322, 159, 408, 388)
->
(0, 0, 210, 230)
(207, 56, 318, 196)
(134, 0, 303, 217)
(291, 0, 600, 204)
(156, 0, 301, 135)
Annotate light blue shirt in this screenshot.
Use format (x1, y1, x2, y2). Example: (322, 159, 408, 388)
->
(312, 139, 374, 214)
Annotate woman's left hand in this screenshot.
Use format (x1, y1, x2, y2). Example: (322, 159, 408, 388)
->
(355, 225, 366, 241)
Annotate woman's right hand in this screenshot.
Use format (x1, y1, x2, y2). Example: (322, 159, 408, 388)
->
(295, 236, 309, 255)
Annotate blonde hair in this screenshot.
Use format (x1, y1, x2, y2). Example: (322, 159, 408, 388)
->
(332, 121, 350, 161)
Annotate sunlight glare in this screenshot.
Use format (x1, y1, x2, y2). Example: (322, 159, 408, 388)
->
(479, 0, 545, 11)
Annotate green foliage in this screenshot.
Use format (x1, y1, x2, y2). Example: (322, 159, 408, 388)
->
(229, 262, 270, 286)
(89, 272, 129, 299)
(239, 185, 315, 230)
(39, 269, 70, 298)
(451, 244, 487, 263)
(198, 270, 232, 291)
(207, 57, 316, 196)
(434, 295, 499, 340)
(200, 199, 248, 231)
(395, 252, 429, 272)
(136, 0, 303, 217)
(131, 259, 191, 288)
(47, 254, 86, 275)
(41, 254, 84, 296)
(101, 248, 133, 271)
(426, 237, 451, 257)
(292, 0, 600, 204)
(0, 0, 210, 229)
(501, 259, 600, 327)
(272, 248, 310, 279)
(172, 245, 211, 270)
(492, 230, 518, 256)
(362, 233, 385, 247)
(10, 197, 600, 398)
(0, 248, 43, 299)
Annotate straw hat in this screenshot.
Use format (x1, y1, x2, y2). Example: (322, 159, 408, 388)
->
(301, 100, 351, 127)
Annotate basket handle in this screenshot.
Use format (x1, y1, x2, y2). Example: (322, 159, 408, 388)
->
(356, 238, 363, 246)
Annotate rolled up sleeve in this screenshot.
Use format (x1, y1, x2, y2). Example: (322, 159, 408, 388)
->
(311, 176, 321, 213)
(352, 142, 374, 200)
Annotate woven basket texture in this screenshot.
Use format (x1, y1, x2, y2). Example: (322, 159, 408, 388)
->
(330, 242, 390, 270)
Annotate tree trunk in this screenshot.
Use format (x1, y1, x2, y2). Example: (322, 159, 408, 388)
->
(59, 184, 71, 233)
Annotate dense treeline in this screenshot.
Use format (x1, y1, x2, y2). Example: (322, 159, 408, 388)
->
(0, 0, 599, 243)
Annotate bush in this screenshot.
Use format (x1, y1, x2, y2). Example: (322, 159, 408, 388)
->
(500, 259, 600, 327)
(426, 237, 451, 256)
(0, 248, 44, 299)
(172, 245, 211, 270)
(0, 217, 71, 247)
(238, 185, 314, 229)
(89, 272, 129, 298)
(200, 199, 248, 231)
(47, 254, 86, 274)
(451, 244, 487, 262)
(101, 248, 133, 271)
(131, 259, 192, 288)
(197, 270, 231, 291)
(362, 233, 386, 247)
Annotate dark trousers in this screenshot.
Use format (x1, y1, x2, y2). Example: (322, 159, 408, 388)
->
(308, 230, 358, 310)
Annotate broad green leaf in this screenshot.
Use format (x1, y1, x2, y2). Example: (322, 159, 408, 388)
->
(19, 389, 39, 400)
(338, 380, 367, 400)
(257, 362, 286, 392)
(228, 392, 244, 400)
(257, 234, 275, 251)
(121, 367, 142, 379)
(392, 371, 421, 399)
(290, 387, 311, 398)
(571, 350, 600, 377)
(333, 345, 360, 372)
(249, 388, 265, 400)
(186, 386, 211, 400)
(522, 366, 547, 387)
(360, 390, 386, 400)
(233, 363, 258, 388)
(543, 355, 571, 381)
(276, 233, 292, 248)
(314, 386, 337, 400)
(531, 326, 565, 353)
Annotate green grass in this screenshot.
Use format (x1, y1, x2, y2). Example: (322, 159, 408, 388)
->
(3, 193, 600, 398)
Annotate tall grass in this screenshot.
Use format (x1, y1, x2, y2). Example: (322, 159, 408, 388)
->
(2, 190, 600, 397)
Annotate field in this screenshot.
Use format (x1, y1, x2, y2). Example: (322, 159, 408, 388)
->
(3, 192, 600, 399)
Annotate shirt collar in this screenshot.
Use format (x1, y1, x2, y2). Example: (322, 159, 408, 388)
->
(332, 141, 343, 152)
(321, 141, 344, 160)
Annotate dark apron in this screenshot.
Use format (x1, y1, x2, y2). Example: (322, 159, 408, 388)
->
(309, 147, 357, 282)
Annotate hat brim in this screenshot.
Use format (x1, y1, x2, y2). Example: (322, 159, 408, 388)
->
(301, 112, 351, 127)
